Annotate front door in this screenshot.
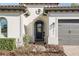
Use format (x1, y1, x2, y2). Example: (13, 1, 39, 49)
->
(35, 20, 44, 41)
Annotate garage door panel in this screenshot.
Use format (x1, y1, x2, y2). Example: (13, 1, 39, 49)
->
(59, 35, 79, 45)
(58, 23, 70, 35)
(70, 30, 79, 35)
(59, 36, 70, 45)
(70, 35, 79, 39)
(59, 35, 70, 40)
(58, 19, 79, 45)
(69, 23, 79, 29)
(59, 29, 70, 35)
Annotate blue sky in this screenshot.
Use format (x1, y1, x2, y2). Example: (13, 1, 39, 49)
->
(0, 3, 19, 5)
(0, 0, 79, 3)
(59, 3, 71, 6)
(0, 3, 72, 6)
(0, 0, 21, 3)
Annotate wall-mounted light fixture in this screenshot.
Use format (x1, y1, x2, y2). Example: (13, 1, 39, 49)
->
(50, 22, 55, 34)
(24, 10, 30, 17)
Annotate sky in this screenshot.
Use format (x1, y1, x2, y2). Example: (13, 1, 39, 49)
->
(59, 3, 71, 6)
(0, 3, 19, 5)
(0, 0, 79, 3)
(0, 3, 72, 6)
(0, 0, 21, 3)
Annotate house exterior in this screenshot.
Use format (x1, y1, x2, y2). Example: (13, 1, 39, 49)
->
(1, 3, 79, 47)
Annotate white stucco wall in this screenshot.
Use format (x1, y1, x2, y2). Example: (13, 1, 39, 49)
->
(48, 17, 58, 44)
(48, 12, 79, 45)
(0, 13, 20, 38)
(8, 16, 20, 38)
(0, 11, 24, 47)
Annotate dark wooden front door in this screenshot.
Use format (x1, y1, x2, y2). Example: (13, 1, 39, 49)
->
(35, 20, 44, 41)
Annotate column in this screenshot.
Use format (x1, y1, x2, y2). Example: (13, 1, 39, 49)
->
(48, 17, 58, 45)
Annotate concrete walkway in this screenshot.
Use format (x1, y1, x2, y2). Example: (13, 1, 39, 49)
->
(63, 45, 79, 56)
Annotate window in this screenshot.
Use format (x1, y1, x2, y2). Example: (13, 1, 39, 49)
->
(0, 17, 7, 37)
(37, 24, 42, 32)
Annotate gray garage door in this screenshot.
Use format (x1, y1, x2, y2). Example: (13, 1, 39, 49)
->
(58, 19, 79, 45)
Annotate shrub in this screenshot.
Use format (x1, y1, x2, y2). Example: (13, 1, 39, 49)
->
(0, 38, 16, 50)
(23, 34, 31, 45)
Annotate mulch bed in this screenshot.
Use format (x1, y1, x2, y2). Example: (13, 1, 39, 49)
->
(0, 44, 66, 56)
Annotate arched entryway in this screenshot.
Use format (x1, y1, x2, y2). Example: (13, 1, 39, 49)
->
(34, 20, 45, 42)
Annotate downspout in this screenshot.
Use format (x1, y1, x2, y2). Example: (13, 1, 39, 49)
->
(18, 11, 24, 47)
(19, 5, 22, 38)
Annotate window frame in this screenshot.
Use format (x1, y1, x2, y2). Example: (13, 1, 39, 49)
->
(0, 17, 7, 37)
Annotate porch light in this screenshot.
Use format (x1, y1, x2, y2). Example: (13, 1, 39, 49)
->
(50, 22, 55, 34)
(43, 12, 47, 16)
(24, 10, 30, 17)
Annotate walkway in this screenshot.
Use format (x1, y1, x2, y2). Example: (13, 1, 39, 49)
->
(63, 45, 79, 56)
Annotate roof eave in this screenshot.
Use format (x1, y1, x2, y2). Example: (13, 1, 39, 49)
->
(44, 7, 79, 12)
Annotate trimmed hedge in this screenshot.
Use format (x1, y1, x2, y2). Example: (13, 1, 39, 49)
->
(0, 38, 16, 50)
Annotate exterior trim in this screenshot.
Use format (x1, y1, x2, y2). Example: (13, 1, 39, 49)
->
(23, 3, 59, 5)
(44, 7, 79, 13)
(0, 4, 26, 12)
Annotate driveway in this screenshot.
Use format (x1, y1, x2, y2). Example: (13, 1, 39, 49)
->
(63, 45, 79, 56)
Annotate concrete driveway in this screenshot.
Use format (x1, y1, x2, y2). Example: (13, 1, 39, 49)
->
(63, 45, 79, 56)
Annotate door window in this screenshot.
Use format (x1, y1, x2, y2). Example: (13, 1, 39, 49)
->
(37, 24, 42, 32)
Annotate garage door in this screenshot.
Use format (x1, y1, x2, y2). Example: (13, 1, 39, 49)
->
(58, 19, 79, 45)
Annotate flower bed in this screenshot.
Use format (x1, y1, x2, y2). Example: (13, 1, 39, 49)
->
(0, 44, 66, 56)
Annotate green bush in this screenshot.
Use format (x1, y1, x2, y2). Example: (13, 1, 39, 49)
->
(0, 38, 16, 50)
(23, 34, 31, 45)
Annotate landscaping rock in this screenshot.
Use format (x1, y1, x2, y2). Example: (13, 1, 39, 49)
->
(30, 44, 46, 52)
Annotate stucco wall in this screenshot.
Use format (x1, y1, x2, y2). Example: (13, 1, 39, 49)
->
(48, 17, 58, 44)
(0, 12, 24, 47)
(8, 16, 20, 38)
(0, 13, 20, 38)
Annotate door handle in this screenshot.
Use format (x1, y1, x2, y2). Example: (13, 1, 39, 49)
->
(43, 32, 45, 36)
(68, 30, 71, 34)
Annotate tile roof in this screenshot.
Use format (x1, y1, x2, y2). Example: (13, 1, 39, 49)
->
(44, 6, 79, 11)
(0, 4, 26, 12)
(24, 3, 59, 5)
